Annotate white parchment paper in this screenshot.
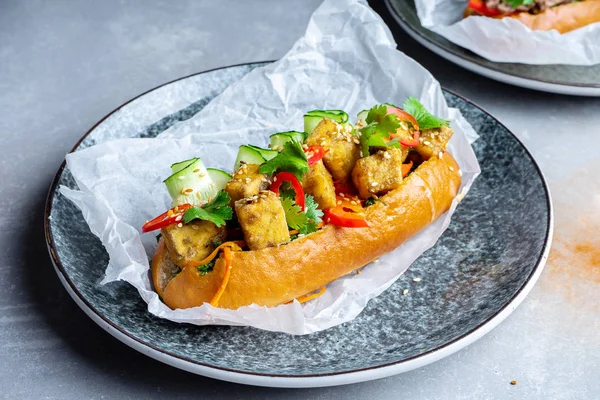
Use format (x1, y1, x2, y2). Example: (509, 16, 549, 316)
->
(415, 0, 600, 65)
(60, 0, 481, 334)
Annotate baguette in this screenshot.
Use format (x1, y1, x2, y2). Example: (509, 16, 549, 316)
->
(153, 152, 461, 310)
(464, 0, 600, 34)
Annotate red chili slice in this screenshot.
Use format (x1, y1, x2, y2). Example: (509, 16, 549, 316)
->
(270, 171, 306, 211)
(141, 203, 192, 233)
(305, 145, 328, 167)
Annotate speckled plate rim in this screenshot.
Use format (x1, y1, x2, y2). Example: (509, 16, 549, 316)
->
(384, 0, 600, 97)
(44, 62, 554, 388)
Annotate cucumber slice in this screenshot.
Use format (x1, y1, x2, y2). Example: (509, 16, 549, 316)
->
(303, 109, 348, 135)
(247, 145, 278, 161)
(170, 159, 192, 174)
(207, 168, 232, 192)
(269, 131, 305, 150)
(233, 145, 266, 171)
(163, 158, 215, 207)
(356, 110, 368, 122)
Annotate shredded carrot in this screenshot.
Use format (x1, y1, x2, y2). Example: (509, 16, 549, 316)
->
(209, 247, 233, 307)
(184, 241, 242, 269)
(296, 286, 326, 303)
(289, 222, 325, 237)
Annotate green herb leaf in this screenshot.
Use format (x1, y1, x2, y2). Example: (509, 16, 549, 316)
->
(402, 97, 449, 131)
(280, 194, 323, 236)
(359, 104, 402, 157)
(300, 194, 323, 235)
(197, 259, 216, 276)
(259, 140, 309, 180)
(502, 0, 534, 8)
(182, 190, 233, 227)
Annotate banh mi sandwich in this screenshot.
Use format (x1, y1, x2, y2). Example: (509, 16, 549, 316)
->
(143, 98, 462, 310)
(464, 0, 600, 33)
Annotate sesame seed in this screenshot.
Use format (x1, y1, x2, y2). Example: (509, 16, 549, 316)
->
(402, 289, 409, 295)
(371, 182, 378, 187)
(423, 141, 431, 146)
(448, 166, 455, 171)
(199, 173, 206, 177)
(351, 200, 358, 205)
(373, 259, 379, 263)
(177, 223, 183, 228)
(337, 200, 342, 205)
(191, 224, 199, 230)
(458, 169, 463, 177)
(383, 152, 391, 159)
(320, 140, 327, 146)
(339, 192, 345, 197)
(353, 138, 360, 144)
(412, 277, 422, 282)
(193, 169, 200, 173)
(455, 192, 465, 203)
(438, 151, 444, 159)
(245, 177, 251, 183)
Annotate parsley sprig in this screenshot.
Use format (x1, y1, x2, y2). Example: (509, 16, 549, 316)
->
(259, 140, 309, 180)
(182, 190, 233, 227)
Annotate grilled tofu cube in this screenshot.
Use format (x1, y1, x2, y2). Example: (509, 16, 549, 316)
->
(225, 163, 271, 205)
(235, 190, 290, 250)
(352, 148, 407, 199)
(302, 160, 336, 210)
(415, 125, 454, 160)
(161, 220, 227, 269)
(306, 118, 361, 182)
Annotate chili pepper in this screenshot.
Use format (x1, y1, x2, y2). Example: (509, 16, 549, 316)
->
(305, 145, 328, 167)
(467, 0, 502, 17)
(141, 203, 192, 233)
(270, 171, 306, 211)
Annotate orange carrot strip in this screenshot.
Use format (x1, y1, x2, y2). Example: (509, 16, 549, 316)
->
(296, 286, 326, 304)
(184, 242, 241, 269)
(209, 247, 233, 307)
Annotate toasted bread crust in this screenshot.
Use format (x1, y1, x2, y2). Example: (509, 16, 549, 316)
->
(153, 152, 462, 310)
(465, 0, 600, 33)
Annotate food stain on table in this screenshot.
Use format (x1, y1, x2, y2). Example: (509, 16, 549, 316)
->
(541, 161, 600, 313)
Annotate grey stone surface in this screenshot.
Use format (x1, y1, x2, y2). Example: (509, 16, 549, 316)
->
(1, 0, 599, 399)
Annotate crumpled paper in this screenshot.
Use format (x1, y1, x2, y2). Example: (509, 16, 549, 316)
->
(415, 0, 600, 65)
(60, 0, 480, 334)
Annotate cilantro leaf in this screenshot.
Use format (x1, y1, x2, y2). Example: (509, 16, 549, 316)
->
(281, 197, 308, 231)
(280, 194, 323, 236)
(402, 97, 449, 131)
(259, 140, 309, 180)
(197, 259, 216, 276)
(503, 0, 534, 7)
(182, 190, 233, 227)
(359, 104, 402, 157)
(301, 194, 323, 235)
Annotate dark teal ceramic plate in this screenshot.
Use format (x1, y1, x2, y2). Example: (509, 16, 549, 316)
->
(45, 62, 552, 387)
(385, 0, 600, 96)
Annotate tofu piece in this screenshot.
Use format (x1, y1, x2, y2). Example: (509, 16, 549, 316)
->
(235, 190, 290, 250)
(415, 125, 454, 160)
(161, 220, 227, 269)
(225, 163, 271, 205)
(351, 148, 407, 199)
(306, 118, 361, 182)
(302, 160, 336, 210)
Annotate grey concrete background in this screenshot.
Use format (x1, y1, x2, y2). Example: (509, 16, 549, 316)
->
(1, 0, 599, 399)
